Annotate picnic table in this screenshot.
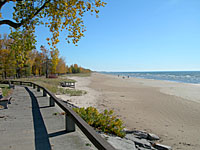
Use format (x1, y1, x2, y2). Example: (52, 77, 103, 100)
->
(60, 81, 75, 88)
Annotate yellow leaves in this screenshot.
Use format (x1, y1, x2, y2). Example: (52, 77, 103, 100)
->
(0, 13, 2, 18)
(55, 39, 59, 43)
(64, 2, 68, 7)
(28, 0, 107, 49)
(95, 9, 99, 14)
(87, 2, 91, 11)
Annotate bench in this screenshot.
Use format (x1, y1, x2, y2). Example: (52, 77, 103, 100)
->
(0, 96, 12, 109)
(60, 81, 75, 88)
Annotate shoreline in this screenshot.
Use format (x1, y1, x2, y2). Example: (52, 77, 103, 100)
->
(58, 73, 200, 150)
(89, 73, 200, 150)
(101, 72, 200, 87)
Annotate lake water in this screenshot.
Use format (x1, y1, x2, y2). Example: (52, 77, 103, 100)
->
(102, 71, 200, 84)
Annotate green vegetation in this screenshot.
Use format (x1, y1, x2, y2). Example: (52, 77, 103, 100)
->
(0, 84, 12, 96)
(15, 77, 86, 96)
(73, 107, 126, 137)
(15, 77, 72, 93)
(65, 72, 91, 77)
(59, 88, 87, 96)
(0, 0, 104, 79)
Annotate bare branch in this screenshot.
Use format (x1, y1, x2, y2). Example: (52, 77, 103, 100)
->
(0, 20, 21, 29)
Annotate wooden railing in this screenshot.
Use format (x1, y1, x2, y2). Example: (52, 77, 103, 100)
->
(0, 80, 115, 150)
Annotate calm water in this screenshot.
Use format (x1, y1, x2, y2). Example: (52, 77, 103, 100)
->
(102, 71, 200, 84)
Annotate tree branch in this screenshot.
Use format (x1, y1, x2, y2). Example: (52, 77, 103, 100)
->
(0, 20, 21, 29)
(0, 0, 50, 28)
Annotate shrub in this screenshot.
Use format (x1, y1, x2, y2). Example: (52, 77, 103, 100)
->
(73, 107, 126, 137)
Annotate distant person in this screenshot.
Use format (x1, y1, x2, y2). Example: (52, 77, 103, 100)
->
(122, 76, 125, 79)
(128, 76, 129, 78)
(118, 75, 119, 77)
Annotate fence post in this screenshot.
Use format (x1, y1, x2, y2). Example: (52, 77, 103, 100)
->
(30, 83, 32, 87)
(37, 86, 40, 92)
(33, 84, 35, 89)
(43, 90, 47, 97)
(20, 81, 22, 85)
(65, 114, 75, 132)
(49, 97, 55, 107)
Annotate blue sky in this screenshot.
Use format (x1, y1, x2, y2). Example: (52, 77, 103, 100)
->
(1, 0, 200, 71)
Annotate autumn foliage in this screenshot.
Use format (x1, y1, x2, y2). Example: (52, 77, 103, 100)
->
(0, 34, 91, 79)
(0, 0, 106, 48)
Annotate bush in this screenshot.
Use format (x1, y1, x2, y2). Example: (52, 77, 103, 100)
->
(73, 107, 126, 137)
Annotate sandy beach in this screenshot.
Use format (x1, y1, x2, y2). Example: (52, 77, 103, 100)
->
(58, 73, 200, 150)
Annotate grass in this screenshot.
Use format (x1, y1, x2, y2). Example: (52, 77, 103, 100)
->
(0, 84, 12, 96)
(15, 77, 74, 93)
(63, 73, 91, 77)
(58, 88, 87, 96)
(14, 76, 87, 96)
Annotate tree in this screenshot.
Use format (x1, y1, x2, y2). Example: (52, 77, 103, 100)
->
(0, 49, 15, 79)
(56, 57, 67, 74)
(32, 51, 43, 76)
(40, 45, 51, 77)
(0, 34, 16, 78)
(0, 0, 106, 47)
(50, 48, 59, 74)
(9, 29, 36, 78)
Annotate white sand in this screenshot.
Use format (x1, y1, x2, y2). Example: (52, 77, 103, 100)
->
(56, 76, 102, 108)
(57, 73, 200, 150)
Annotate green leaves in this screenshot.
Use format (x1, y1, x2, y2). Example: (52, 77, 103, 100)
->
(73, 107, 126, 137)
(9, 28, 36, 70)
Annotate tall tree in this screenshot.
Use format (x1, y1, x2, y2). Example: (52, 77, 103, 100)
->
(9, 29, 36, 78)
(56, 57, 67, 74)
(40, 45, 51, 77)
(0, 34, 16, 78)
(50, 48, 59, 74)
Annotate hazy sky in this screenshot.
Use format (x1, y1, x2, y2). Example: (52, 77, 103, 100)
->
(1, 0, 200, 71)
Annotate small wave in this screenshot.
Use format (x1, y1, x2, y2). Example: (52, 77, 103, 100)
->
(104, 71, 200, 84)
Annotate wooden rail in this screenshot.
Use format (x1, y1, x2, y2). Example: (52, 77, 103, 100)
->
(0, 80, 115, 150)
